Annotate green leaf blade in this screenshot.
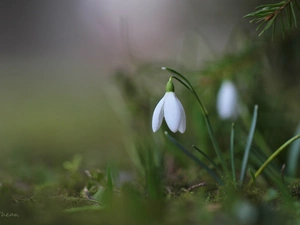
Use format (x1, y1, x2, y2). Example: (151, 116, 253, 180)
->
(290, 1, 297, 28)
(239, 105, 258, 184)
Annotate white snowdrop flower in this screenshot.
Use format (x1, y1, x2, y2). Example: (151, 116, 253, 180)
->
(216, 80, 238, 120)
(152, 78, 186, 133)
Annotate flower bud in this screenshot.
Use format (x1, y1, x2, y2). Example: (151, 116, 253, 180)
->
(216, 80, 238, 120)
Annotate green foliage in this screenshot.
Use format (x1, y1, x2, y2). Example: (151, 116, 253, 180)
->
(245, 0, 300, 37)
(1, 8, 300, 224)
(240, 105, 258, 183)
(63, 154, 82, 173)
(287, 123, 300, 176)
(165, 131, 222, 185)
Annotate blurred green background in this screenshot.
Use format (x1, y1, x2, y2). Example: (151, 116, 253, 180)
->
(1, 1, 300, 224)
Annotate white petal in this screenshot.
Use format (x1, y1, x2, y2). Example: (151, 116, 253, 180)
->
(217, 81, 238, 120)
(177, 98, 186, 133)
(152, 94, 165, 132)
(163, 92, 182, 132)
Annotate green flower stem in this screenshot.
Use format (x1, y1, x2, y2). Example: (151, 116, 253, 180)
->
(163, 67, 228, 175)
(202, 112, 228, 175)
(171, 76, 193, 93)
(247, 134, 300, 187)
(230, 123, 236, 181)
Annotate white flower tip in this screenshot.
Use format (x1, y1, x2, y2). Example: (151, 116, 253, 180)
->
(152, 126, 158, 133)
(152, 90, 186, 134)
(161, 67, 166, 70)
(178, 121, 186, 133)
(178, 129, 185, 134)
(152, 94, 165, 133)
(217, 80, 238, 120)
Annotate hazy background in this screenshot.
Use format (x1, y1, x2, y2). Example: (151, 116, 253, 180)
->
(0, 0, 265, 169)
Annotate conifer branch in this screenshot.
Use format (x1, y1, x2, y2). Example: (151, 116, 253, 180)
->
(245, 0, 300, 37)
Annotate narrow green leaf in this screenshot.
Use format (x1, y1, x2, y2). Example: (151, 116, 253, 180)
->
(287, 3, 292, 29)
(162, 67, 192, 91)
(290, 1, 297, 28)
(244, 12, 259, 18)
(245, 9, 275, 18)
(171, 76, 192, 92)
(106, 165, 113, 191)
(165, 131, 223, 185)
(249, 169, 256, 185)
(240, 105, 258, 184)
(259, 17, 276, 36)
(230, 123, 236, 181)
(145, 148, 162, 200)
(295, 0, 300, 12)
(251, 147, 279, 174)
(248, 134, 300, 187)
(250, 18, 259, 23)
(280, 12, 285, 37)
(257, 7, 280, 14)
(255, 2, 285, 9)
(93, 185, 106, 202)
(256, 12, 276, 17)
(256, 20, 267, 31)
(250, 148, 280, 180)
(287, 124, 300, 176)
(192, 145, 219, 170)
(272, 17, 276, 40)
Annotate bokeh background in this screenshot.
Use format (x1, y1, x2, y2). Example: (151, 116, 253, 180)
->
(1, 0, 300, 196)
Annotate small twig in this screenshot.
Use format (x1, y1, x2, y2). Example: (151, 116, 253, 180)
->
(83, 186, 95, 200)
(186, 182, 206, 192)
(265, 0, 292, 21)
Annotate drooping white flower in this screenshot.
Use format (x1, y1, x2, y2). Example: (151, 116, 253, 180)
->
(152, 79, 186, 133)
(216, 80, 238, 120)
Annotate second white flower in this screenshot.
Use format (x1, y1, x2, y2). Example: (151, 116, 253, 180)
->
(216, 80, 238, 120)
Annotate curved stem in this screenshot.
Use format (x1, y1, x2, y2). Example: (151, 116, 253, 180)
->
(164, 67, 228, 174)
(247, 134, 300, 187)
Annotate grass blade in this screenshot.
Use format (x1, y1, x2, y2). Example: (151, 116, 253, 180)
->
(259, 17, 276, 36)
(285, 5, 292, 33)
(106, 165, 113, 191)
(249, 169, 256, 186)
(272, 15, 276, 40)
(162, 67, 192, 91)
(287, 124, 300, 176)
(290, 1, 297, 28)
(171, 76, 192, 92)
(239, 105, 258, 184)
(256, 20, 267, 31)
(230, 123, 236, 181)
(165, 131, 223, 185)
(279, 9, 285, 37)
(255, 2, 285, 9)
(295, 0, 300, 12)
(192, 145, 219, 170)
(248, 134, 300, 187)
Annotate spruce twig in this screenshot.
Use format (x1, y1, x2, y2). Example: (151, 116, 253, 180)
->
(245, 0, 300, 37)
